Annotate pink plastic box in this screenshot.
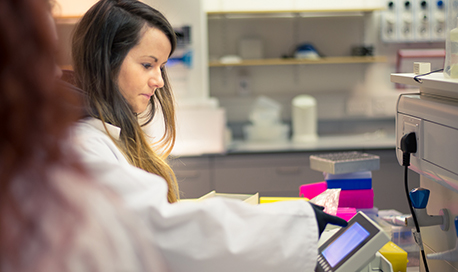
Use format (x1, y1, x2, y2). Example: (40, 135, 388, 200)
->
(299, 181, 327, 200)
(339, 189, 374, 209)
(336, 207, 357, 221)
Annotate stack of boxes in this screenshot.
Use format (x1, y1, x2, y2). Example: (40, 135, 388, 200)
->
(325, 171, 374, 210)
(303, 152, 410, 271)
(305, 151, 380, 219)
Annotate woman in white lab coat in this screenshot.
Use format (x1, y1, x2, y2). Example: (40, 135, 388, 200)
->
(70, 0, 347, 271)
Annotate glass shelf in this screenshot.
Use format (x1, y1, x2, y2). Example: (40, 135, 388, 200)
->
(209, 56, 386, 67)
(207, 7, 384, 16)
(207, 7, 384, 20)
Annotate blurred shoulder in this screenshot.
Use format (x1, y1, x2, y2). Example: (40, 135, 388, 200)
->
(6, 167, 169, 272)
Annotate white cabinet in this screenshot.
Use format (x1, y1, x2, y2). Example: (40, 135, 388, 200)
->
(205, 3, 400, 125)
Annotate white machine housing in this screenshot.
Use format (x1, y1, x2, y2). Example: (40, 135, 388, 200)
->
(393, 72, 458, 271)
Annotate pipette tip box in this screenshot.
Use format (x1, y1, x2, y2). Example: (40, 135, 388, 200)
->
(310, 151, 380, 174)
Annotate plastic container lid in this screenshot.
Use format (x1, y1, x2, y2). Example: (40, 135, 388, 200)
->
(325, 171, 372, 180)
(379, 241, 409, 272)
(310, 152, 380, 174)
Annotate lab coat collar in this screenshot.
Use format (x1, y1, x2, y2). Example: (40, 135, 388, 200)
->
(83, 117, 121, 140)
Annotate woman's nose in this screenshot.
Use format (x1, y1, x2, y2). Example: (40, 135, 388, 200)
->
(149, 69, 164, 89)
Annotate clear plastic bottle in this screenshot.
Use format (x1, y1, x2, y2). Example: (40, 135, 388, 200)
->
(449, 17, 458, 78)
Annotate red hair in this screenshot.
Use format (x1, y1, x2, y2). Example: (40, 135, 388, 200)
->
(0, 0, 82, 177)
(0, 0, 84, 267)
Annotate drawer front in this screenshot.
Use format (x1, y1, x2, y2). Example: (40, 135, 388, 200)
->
(214, 153, 324, 196)
(170, 157, 213, 199)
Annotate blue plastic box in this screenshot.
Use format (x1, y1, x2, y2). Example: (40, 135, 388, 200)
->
(325, 171, 372, 190)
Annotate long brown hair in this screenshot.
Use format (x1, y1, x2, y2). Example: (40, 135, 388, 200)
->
(0, 0, 84, 267)
(72, 0, 179, 202)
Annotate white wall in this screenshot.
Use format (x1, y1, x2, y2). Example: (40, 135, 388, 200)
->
(142, 0, 212, 104)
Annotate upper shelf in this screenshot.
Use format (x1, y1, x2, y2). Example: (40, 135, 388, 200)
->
(207, 7, 384, 17)
(56, 7, 384, 23)
(209, 56, 386, 67)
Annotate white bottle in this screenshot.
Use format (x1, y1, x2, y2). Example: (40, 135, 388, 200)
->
(292, 95, 318, 143)
(449, 17, 458, 78)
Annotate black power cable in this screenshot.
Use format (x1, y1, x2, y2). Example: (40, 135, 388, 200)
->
(413, 68, 444, 83)
(401, 132, 430, 272)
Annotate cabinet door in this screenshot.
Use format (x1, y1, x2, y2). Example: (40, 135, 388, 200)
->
(170, 157, 212, 199)
(213, 153, 325, 197)
(169, 150, 418, 212)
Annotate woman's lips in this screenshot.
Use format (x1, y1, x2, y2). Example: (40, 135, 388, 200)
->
(141, 93, 153, 99)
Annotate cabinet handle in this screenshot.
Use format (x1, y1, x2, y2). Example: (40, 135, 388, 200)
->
(275, 166, 301, 175)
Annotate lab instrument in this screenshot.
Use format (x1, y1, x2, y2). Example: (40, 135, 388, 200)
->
(392, 72, 458, 271)
(315, 211, 390, 272)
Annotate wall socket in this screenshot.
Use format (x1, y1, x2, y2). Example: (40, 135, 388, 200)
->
(402, 116, 421, 157)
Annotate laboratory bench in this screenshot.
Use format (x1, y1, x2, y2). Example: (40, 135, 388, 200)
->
(227, 130, 395, 154)
(171, 133, 419, 214)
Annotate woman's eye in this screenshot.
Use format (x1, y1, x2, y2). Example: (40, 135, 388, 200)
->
(142, 63, 152, 69)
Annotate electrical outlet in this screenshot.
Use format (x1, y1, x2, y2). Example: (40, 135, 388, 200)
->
(431, 0, 446, 40)
(403, 116, 421, 157)
(382, 1, 398, 42)
(400, 0, 415, 41)
(381, 0, 446, 43)
(415, 0, 431, 41)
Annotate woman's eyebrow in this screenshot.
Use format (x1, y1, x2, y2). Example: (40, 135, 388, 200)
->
(143, 55, 167, 65)
(144, 55, 158, 62)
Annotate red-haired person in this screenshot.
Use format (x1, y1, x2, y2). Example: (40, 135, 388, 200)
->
(0, 1, 169, 271)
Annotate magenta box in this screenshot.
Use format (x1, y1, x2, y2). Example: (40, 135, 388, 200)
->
(336, 207, 357, 221)
(299, 181, 327, 200)
(339, 189, 373, 209)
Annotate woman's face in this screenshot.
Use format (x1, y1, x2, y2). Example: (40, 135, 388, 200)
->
(117, 27, 171, 114)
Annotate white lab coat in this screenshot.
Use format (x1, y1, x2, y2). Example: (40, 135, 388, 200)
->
(71, 117, 319, 272)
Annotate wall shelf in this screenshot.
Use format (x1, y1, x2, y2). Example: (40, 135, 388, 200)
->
(209, 56, 386, 67)
(207, 8, 384, 17)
